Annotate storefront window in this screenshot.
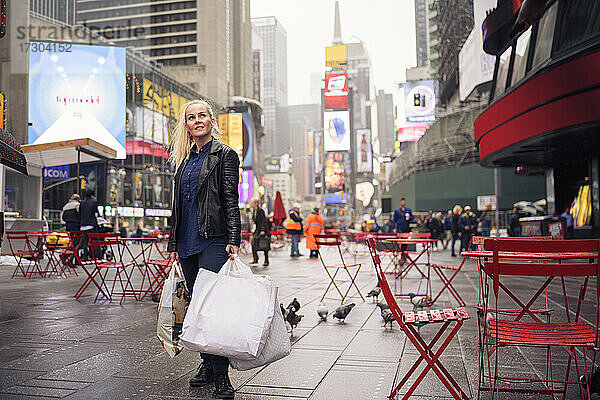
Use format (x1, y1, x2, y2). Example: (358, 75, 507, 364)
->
(555, 0, 600, 54)
(5, 169, 41, 219)
(493, 47, 512, 100)
(511, 27, 532, 86)
(531, 2, 558, 70)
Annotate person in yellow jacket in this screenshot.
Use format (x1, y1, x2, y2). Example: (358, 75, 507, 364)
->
(286, 203, 303, 257)
(304, 208, 325, 258)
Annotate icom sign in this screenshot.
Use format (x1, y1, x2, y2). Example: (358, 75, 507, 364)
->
(43, 165, 70, 180)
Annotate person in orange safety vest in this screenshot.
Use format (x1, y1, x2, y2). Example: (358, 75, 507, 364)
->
(304, 208, 325, 258)
(286, 203, 303, 257)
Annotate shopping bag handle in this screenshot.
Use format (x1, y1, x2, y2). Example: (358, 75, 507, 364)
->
(219, 256, 254, 279)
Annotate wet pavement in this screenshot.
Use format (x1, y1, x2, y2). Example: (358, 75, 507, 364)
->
(0, 241, 595, 399)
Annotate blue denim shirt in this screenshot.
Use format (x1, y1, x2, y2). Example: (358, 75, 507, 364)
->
(177, 141, 218, 258)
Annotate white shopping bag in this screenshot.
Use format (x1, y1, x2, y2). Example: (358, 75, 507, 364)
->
(229, 298, 291, 370)
(156, 261, 189, 358)
(179, 256, 277, 360)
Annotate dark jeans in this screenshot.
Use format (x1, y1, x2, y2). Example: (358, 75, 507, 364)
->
(461, 231, 472, 251)
(450, 232, 460, 256)
(290, 232, 300, 256)
(179, 237, 230, 375)
(80, 227, 99, 260)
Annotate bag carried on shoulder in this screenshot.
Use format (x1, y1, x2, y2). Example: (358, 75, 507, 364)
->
(179, 256, 277, 360)
(156, 261, 189, 358)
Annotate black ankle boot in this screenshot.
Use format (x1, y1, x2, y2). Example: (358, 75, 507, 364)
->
(213, 372, 234, 399)
(189, 361, 214, 387)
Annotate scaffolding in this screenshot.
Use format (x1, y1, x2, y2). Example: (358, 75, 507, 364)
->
(388, 102, 485, 185)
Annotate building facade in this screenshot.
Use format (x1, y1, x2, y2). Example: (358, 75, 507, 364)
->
(251, 16, 288, 157)
(76, 0, 252, 106)
(288, 104, 321, 201)
(30, 0, 77, 25)
(376, 90, 395, 155)
(427, 0, 473, 104)
(414, 0, 428, 67)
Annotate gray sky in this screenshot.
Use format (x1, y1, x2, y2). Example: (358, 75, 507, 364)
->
(251, 0, 417, 105)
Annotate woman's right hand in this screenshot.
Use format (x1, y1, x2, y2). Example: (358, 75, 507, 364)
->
(168, 252, 177, 262)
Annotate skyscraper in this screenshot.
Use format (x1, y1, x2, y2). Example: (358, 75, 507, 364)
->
(414, 0, 429, 67)
(76, 0, 252, 105)
(30, 0, 77, 25)
(251, 16, 288, 157)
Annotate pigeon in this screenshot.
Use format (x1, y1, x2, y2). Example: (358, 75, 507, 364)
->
(287, 298, 301, 313)
(366, 286, 381, 303)
(376, 302, 389, 312)
(408, 293, 432, 312)
(381, 308, 396, 329)
(333, 303, 355, 323)
(317, 302, 329, 321)
(281, 302, 303, 333)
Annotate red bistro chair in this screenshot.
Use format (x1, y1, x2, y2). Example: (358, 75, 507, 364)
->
(87, 233, 138, 303)
(367, 237, 472, 399)
(314, 234, 364, 304)
(479, 238, 600, 399)
(7, 231, 45, 278)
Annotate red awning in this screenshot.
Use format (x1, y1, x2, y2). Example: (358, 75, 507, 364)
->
(126, 137, 169, 159)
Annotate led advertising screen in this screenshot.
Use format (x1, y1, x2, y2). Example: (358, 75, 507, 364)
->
(28, 42, 126, 158)
(238, 169, 253, 205)
(324, 73, 348, 110)
(324, 111, 350, 152)
(325, 152, 348, 192)
(241, 112, 253, 168)
(404, 80, 436, 123)
(325, 45, 347, 68)
(397, 124, 430, 142)
(356, 128, 372, 173)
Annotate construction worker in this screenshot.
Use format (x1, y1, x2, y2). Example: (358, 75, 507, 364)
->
(304, 208, 325, 258)
(286, 203, 303, 257)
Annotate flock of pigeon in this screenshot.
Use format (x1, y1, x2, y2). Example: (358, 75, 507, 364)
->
(280, 284, 433, 334)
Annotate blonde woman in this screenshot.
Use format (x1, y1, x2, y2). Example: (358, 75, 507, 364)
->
(450, 204, 462, 257)
(167, 99, 240, 399)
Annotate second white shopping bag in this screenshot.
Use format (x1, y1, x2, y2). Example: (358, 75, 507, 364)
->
(179, 256, 277, 360)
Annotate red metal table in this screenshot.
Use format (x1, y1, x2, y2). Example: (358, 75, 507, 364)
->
(384, 238, 438, 299)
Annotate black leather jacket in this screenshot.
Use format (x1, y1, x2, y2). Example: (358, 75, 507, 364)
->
(168, 139, 241, 252)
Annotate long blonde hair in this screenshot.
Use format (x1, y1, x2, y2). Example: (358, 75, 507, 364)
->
(169, 99, 220, 169)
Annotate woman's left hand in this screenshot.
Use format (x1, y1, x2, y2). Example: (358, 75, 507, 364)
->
(225, 244, 239, 260)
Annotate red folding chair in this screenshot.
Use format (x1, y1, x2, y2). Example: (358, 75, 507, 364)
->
(7, 231, 45, 278)
(72, 231, 110, 301)
(367, 237, 472, 399)
(479, 238, 600, 399)
(87, 233, 138, 303)
(314, 234, 365, 304)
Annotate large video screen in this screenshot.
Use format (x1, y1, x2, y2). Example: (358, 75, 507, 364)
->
(323, 111, 350, 152)
(28, 42, 126, 158)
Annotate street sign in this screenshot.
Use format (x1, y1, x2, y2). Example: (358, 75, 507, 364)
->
(477, 195, 497, 211)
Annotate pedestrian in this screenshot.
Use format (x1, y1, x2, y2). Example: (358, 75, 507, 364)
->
(561, 207, 574, 239)
(442, 210, 452, 249)
(429, 212, 444, 250)
(459, 205, 477, 251)
(392, 198, 413, 234)
(61, 193, 80, 232)
(450, 205, 462, 257)
(286, 203, 304, 257)
(424, 210, 434, 236)
(369, 219, 380, 233)
(166, 99, 240, 399)
(509, 207, 521, 237)
(381, 219, 392, 233)
(250, 197, 270, 266)
(478, 211, 492, 237)
(79, 189, 99, 260)
(304, 207, 324, 258)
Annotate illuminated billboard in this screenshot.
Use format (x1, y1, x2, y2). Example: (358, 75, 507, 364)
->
(404, 80, 436, 123)
(324, 111, 350, 152)
(324, 73, 348, 110)
(241, 113, 253, 168)
(397, 124, 430, 142)
(325, 152, 348, 192)
(28, 42, 126, 158)
(238, 169, 253, 204)
(356, 128, 372, 173)
(325, 45, 347, 69)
